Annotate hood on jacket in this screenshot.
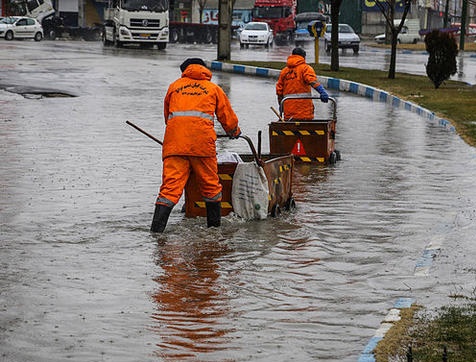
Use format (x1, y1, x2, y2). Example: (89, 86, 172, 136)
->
(286, 54, 307, 68)
(181, 64, 212, 81)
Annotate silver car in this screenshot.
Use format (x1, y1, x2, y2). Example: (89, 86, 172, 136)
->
(0, 16, 44, 41)
(324, 23, 360, 54)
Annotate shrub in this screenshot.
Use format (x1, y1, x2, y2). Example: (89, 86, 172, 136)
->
(425, 30, 458, 89)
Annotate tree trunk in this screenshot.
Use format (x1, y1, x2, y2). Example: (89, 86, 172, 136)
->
(217, 0, 232, 61)
(330, 2, 341, 71)
(388, 30, 398, 79)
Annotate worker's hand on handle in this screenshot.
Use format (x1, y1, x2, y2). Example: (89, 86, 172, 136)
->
(227, 126, 242, 139)
(315, 84, 329, 103)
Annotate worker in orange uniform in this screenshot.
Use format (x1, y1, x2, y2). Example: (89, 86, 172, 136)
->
(151, 58, 241, 233)
(276, 47, 329, 120)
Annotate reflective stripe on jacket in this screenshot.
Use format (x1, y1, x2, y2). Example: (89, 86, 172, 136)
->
(162, 64, 239, 158)
(276, 54, 321, 120)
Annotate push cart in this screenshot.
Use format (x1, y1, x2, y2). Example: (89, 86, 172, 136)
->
(184, 133, 295, 218)
(269, 95, 340, 164)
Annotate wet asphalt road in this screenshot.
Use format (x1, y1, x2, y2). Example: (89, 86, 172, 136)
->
(1, 40, 476, 361)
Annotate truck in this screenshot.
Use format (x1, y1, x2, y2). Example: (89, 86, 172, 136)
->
(102, 0, 169, 49)
(375, 19, 421, 44)
(6, 0, 102, 40)
(251, 0, 296, 45)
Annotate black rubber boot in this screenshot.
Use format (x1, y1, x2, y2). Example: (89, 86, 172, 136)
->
(150, 204, 172, 233)
(205, 202, 221, 228)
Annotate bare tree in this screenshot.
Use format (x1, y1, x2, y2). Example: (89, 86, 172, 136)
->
(374, 0, 412, 79)
(197, 0, 208, 23)
(330, 0, 343, 71)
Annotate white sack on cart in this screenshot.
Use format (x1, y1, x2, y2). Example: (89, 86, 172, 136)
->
(217, 151, 243, 163)
(231, 163, 269, 220)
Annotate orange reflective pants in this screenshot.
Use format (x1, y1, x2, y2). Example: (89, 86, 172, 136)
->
(157, 156, 222, 207)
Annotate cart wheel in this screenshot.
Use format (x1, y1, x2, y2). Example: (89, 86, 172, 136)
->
(329, 151, 337, 164)
(271, 204, 281, 217)
(335, 150, 341, 161)
(285, 198, 296, 211)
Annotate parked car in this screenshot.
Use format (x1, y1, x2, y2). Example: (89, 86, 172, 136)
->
(239, 21, 273, 48)
(0, 16, 44, 41)
(375, 19, 421, 44)
(323, 23, 360, 54)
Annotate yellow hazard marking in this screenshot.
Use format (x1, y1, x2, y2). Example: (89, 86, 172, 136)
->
(194, 201, 233, 209)
(279, 164, 291, 172)
(271, 130, 325, 136)
(221, 202, 232, 209)
(296, 156, 325, 163)
(219, 174, 233, 181)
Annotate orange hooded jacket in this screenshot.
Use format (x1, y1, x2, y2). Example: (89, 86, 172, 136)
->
(276, 54, 321, 120)
(162, 64, 240, 159)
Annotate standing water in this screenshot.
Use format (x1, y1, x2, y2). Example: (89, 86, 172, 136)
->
(1, 42, 476, 361)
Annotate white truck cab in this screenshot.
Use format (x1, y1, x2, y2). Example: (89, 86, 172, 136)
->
(375, 18, 421, 44)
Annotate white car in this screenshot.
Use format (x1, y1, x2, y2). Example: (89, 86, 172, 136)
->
(0, 16, 44, 41)
(239, 21, 273, 48)
(324, 23, 360, 54)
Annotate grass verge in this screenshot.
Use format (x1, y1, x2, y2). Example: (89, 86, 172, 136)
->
(373, 299, 476, 361)
(231, 58, 476, 148)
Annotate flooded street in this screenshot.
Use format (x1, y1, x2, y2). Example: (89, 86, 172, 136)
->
(1, 41, 476, 361)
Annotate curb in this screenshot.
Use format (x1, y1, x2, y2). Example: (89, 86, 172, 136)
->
(206, 60, 456, 133)
(358, 297, 415, 362)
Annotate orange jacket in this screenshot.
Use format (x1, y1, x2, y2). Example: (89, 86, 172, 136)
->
(162, 64, 240, 159)
(276, 54, 321, 120)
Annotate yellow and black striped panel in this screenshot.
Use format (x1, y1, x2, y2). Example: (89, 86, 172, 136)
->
(218, 173, 233, 181)
(271, 129, 325, 136)
(194, 201, 233, 209)
(279, 163, 292, 172)
(295, 156, 325, 163)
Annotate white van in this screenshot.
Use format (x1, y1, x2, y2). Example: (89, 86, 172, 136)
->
(375, 19, 421, 44)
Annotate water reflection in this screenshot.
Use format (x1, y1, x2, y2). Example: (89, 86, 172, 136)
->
(150, 237, 233, 360)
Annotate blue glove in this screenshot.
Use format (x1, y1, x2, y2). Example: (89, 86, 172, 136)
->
(315, 84, 329, 103)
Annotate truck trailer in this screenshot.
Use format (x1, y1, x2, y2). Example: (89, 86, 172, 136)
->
(251, 0, 296, 45)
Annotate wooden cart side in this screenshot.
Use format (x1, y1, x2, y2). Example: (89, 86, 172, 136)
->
(262, 154, 294, 215)
(269, 120, 336, 163)
(184, 162, 237, 218)
(184, 154, 295, 219)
